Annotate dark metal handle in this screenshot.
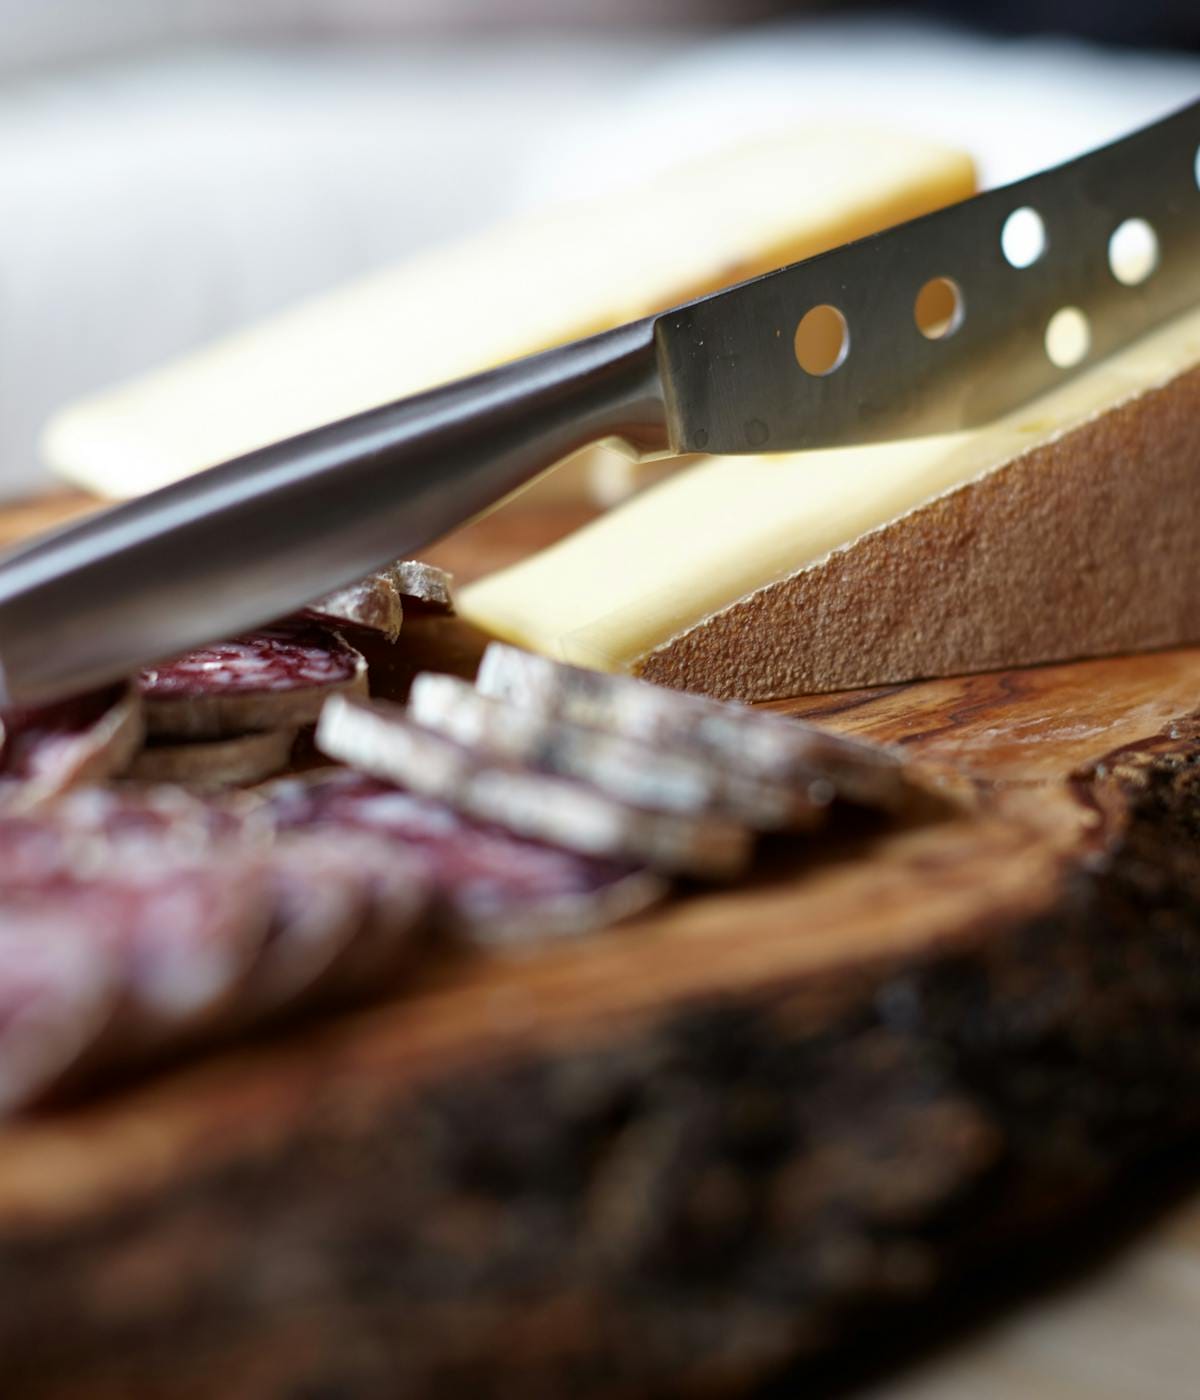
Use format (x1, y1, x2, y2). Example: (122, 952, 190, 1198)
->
(0, 318, 668, 706)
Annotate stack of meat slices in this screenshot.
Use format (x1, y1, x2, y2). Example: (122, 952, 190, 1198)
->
(315, 642, 922, 887)
(0, 567, 924, 1114)
(0, 785, 433, 1111)
(130, 558, 456, 789)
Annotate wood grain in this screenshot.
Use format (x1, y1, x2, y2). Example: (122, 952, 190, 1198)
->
(2, 499, 1200, 1397)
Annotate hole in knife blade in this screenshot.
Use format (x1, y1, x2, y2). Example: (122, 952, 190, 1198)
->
(1001, 206, 1047, 269)
(1045, 307, 1091, 368)
(1108, 218, 1159, 286)
(914, 277, 964, 340)
(794, 304, 849, 377)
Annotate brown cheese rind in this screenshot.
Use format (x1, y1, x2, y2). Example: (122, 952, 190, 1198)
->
(316, 694, 752, 879)
(475, 642, 913, 813)
(635, 365, 1200, 699)
(409, 671, 825, 830)
(139, 623, 368, 739)
(127, 729, 297, 789)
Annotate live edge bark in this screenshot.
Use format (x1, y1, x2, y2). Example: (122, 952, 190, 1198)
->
(2, 735, 1200, 1397)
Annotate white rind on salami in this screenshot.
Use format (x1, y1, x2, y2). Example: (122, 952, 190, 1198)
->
(127, 729, 297, 789)
(387, 560, 454, 614)
(475, 643, 916, 813)
(409, 671, 826, 830)
(304, 559, 452, 638)
(258, 769, 665, 947)
(0, 685, 144, 810)
(139, 623, 368, 739)
(305, 575, 404, 641)
(316, 694, 752, 878)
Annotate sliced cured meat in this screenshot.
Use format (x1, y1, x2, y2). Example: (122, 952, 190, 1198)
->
(0, 857, 272, 1070)
(305, 572, 404, 641)
(475, 643, 917, 814)
(98, 860, 274, 1042)
(0, 786, 275, 1050)
(0, 925, 120, 1112)
(139, 622, 367, 739)
(0, 684, 143, 810)
(303, 559, 452, 639)
(409, 671, 827, 831)
(127, 729, 297, 789)
(260, 769, 665, 945)
(317, 694, 752, 879)
(243, 830, 430, 1018)
(44, 783, 268, 866)
(388, 560, 454, 614)
(282, 830, 431, 998)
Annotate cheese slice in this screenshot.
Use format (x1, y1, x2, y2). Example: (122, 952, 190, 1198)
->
(459, 308, 1200, 700)
(42, 128, 973, 501)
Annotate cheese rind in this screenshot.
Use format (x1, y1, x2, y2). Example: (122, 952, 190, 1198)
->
(459, 309, 1200, 699)
(42, 129, 974, 500)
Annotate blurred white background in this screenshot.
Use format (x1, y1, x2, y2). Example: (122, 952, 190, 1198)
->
(1, 1, 1198, 496)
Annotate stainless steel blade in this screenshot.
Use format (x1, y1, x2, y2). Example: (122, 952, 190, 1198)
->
(656, 98, 1200, 454)
(0, 100, 1196, 708)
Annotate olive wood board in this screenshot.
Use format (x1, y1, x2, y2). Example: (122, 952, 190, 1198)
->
(1, 494, 1200, 1399)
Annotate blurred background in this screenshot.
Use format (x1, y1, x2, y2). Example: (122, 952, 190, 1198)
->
(2, 0, 1199, 496)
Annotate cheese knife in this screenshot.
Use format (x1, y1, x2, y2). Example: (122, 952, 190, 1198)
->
(0, 97, 1196, 706)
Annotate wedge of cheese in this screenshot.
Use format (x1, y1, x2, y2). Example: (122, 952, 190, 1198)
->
(42, 128, 973, 501)
(459, 308, 1200, 700)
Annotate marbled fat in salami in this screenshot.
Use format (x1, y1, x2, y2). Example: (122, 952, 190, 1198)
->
(0, 685, 143, 809)
(0, 921, 120, 1112)
(236, 830, 429, 1019)
(139, 622, 367, 739)
(0, 787, 275, 1071)
(260, 770, 664, 946)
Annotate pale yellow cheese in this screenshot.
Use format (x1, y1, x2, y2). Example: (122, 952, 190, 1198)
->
(458, 306, 1200, 675)
(43, 128, 973, 500)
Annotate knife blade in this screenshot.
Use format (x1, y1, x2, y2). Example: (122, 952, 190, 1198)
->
(0, 98, 1195, 707)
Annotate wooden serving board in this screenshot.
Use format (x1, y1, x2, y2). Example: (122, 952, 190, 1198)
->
(4, 496, 1200, 1398)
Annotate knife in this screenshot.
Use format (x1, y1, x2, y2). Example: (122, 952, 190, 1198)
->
(0, 98, 1196, 707)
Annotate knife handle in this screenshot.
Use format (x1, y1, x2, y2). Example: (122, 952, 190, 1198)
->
(0, 319, 669, 706)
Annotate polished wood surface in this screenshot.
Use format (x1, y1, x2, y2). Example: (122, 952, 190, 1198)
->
(2, 492, 1200, 1398)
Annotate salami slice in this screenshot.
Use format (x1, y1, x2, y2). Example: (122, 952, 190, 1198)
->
(260, 769, 665, 946)
(387, 560, 454, 615)
(305, 573, 404, 641)
(127, 729, 297, 789)
(239, 829, 431, 1017)
(0, 684, 143, 810)
(317, 694, 751, 878)
(303, 558, 452, 637)
(139, 622, 367, 739)
(0, 923, 120, 1112)
(475, 643, 917, 814)
(45, 783, 269, 863)
(0, 787, 276, 1050)
(409, 672, 826, 831)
